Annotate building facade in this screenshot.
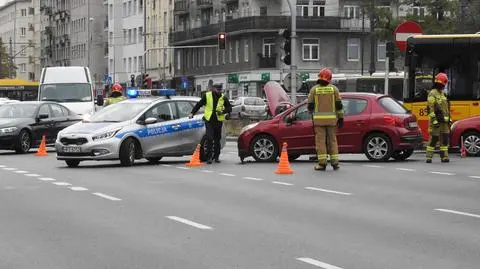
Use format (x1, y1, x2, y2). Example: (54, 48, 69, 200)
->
(106, 0, 145, 85)
(0, 0, 39, 80)
(39, 0, 107, 88)
(145, 0, 174, 88)
(169, 0, 425, 98)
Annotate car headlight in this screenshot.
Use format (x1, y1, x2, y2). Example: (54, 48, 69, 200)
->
(92, 129, 120, 141)
(0, 127, 18, 134)
(240, 122, 259, 134)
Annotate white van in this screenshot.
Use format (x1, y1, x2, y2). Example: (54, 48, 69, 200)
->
(38, 66, 101, 116)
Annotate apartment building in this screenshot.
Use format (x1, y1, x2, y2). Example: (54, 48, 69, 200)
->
(170, 0, 428, 98)
(145, 0, 174, 88)
(39, 0, 107, 88)
(0, 0, 38, 80)
(106, 0, 145, 85)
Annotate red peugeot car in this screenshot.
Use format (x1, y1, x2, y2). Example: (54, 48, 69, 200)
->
(237, 81, 423, 162)
(450, 116, 480, 156)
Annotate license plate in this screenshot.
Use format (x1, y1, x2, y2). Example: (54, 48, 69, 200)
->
(62, 146, 81, 153)
(408, 121, 418, 128)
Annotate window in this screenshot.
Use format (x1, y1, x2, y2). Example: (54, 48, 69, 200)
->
(176, 50, 181, 70)
(342, 98, 368, 116)
(133, 28, 137, 43)
(134, 57, 137, 72)
(128, 1, 132, 16)
(21, 9, 27, 16)
(263, 38, 275, 57)
(123, 2, 127, 17)
(138, 27, 143, 43)
(343, 5, 360, 19)
(294, 104, 311, 121)
(38, 105, 50, 117)
(244, 40, 249, 62)
(133, 0, 137, 15)
(123, 30, 127, 43)
(50, 104, 65, 117)
(229, 42, 233, 63)
(313, 1, 325, 17)
(144, 103, 173, 122)
(128, 57, 132, 73)
(377, 41, 386, 62)
(378, 97, 407, 114)
(139, 0, 143, 12)
(20, 64, 26, 72)
(28, 7, 34, 15)
(128, 29, 132, 44)
(139, 56, 143, 71)
(203, 48, 206, 66)
(412, 6, 425, 18)
(176, 101, 194, 118)
(347, 38, 360, 61)
(20, 45, 26, 56)
(302, 39, 319, 61)
(296, 0, 309, 17)
(20, 27, 26, 36)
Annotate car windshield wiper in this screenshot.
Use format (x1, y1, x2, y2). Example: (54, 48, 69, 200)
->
(41, 98, 62, 102)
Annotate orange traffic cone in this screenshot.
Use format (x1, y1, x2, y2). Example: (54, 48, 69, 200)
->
(275, 142, 294, 174)
(186, 144, 203, 167)
(461, 136, 467, 158)
(35, 135, 48, 157)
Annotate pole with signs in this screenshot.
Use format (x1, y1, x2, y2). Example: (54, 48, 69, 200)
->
(385, 57, 389, 96)
(285, 0, 297, 104)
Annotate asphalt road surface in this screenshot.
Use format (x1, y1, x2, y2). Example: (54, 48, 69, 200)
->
(1, 142, 480, 269)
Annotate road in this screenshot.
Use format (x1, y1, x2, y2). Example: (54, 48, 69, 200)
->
(1, 142, 480, 269)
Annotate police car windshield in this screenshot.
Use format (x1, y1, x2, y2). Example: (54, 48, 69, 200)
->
(88, 103, 149, 123)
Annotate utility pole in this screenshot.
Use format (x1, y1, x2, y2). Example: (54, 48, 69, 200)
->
(143, 0, 147, 74)
(9, 38, 13, 78)
(369, 0, 376, 75)
(286, 0, 297, 104)
(361, 5, 365, 75)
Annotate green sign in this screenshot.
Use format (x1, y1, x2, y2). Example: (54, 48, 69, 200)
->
(300, 72, 309, 82)
(261, 72, 270, 82)
(227, 74, 239, 83)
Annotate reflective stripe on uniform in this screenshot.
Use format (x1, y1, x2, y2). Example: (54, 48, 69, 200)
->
(204, 92, 225, 121)
(440, 146, 449, 151)
(317, 154, 328, 160)
(330, 154, 339, 160)
(426, 146, 435, 152)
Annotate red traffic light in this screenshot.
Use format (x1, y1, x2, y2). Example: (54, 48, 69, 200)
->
(218, 33, 226, 39)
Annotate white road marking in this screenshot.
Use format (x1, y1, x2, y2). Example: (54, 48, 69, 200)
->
(363, 165, 382, 168)
(0, 165, 5, 168)
(176, 166, 189, 170)
(220, 173, 235, 177)
(435, 209, 480, 219)
(201, 170, 213, 173)
(243, 177, 263, 181)
(24, 174, 40, 177)
(162, 164, 172, 167)
(227, 151, 237, 154)
(396, 168, 416, 172)
(429, 171, 455, 176)
(305, 187, 352, 196)
(70, 187, 88, 191)
(272, 181, 294, 186)
(296, 257, 344, 269)
(14, 170, 28, 173)
(93, 192, 122, 201)
(3, 167, 16, 170)
(165, 216, 213, 230)
(52, 182, 72, 186)
(468, 176, 480, 179)
(39, 177, 55, 181)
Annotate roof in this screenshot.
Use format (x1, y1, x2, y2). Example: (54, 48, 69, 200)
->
(0, 78, 39, 86)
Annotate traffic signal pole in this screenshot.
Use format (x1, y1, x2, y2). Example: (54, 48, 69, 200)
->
(286, 0, 297, 104)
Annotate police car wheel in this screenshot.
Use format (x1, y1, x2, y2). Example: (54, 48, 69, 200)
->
(146, 157, 162, 163)
(65, 160, 80, 168)
(120, 138, 137, 167)
(364, 133, 393, 162)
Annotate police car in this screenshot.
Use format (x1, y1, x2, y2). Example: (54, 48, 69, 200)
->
(55, 89, 226, 167)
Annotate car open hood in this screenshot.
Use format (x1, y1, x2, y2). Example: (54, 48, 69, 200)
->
(263, 81, 293, 116)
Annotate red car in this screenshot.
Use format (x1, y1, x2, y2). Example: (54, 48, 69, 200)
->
(450, 116, 480, 156)
(237, 82, 423, 162)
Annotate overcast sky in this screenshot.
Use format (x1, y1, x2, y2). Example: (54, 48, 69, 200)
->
(0, 0, 9, 7)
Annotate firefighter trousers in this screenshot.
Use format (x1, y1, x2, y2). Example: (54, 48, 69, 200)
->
(314, 126, 339, 166)
(426, 132, 449, 161)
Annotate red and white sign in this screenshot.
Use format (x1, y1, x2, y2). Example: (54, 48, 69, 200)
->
(394, 21, 423, 52)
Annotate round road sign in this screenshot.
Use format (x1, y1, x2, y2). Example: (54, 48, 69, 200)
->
(394, 21, 423, 52)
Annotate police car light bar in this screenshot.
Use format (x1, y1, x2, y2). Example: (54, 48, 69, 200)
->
(126, 87, 140, 98)
(128, 88, 177, 98)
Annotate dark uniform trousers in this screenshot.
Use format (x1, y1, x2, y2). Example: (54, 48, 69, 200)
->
(205, 120, 222, 160)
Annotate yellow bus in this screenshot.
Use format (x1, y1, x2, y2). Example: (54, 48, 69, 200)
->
(403, 34, 480, 140)
(0, 78, 39, 101)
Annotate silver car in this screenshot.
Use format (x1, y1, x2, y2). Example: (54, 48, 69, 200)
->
(230, 97, 267, 119)
(55, 95, 226, 167)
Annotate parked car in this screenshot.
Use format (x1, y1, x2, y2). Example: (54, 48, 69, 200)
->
(237, 81, 423, 162)
(450, 116, 480, 156)
(0, 101, 82, 153)
(230, 97, 268, 119)
(0, 98, 20, 106)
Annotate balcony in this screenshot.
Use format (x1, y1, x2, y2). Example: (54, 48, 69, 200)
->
(174, 0, 188, 14)
(258, 53, 277, 69)
(196, 0, 213, 8)
(340, 18, 371, 31)
(171, 16, 341, 44)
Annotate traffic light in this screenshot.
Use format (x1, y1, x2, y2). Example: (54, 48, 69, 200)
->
(218, 32, 226, 50)
(243, 84, 249, 94)
(279, 29, 291, 65)
(142, 73, 150, 88)
(130, 74, 135, 87)
(386, 41, 395, 72)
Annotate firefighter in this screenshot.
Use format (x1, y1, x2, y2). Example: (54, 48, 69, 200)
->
(189, 84, 232, 164)
(308, 68, 344, 171)
(426, 72, 451, 163)
(104, 83, 126, 107)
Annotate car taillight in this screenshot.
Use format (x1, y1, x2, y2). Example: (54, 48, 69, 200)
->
(242, 105, 246, 111)
(383, 115, 404, 127)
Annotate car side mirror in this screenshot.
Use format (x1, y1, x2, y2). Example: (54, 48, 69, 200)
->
(286, 114, 295, 125)
(145, 117, 157, 125)
(96, 95, 104, 106)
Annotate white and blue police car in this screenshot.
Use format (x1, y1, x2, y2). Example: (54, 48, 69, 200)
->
(55, 89, 226, 167)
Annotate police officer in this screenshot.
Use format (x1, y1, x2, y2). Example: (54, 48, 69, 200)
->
(307, 68, 344, 171)
(426, 72, 451, 163)
(189, 84, 232, 164)
(104, 83, 126, 107)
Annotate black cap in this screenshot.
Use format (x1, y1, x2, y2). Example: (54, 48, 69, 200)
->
(212, 83, 223, 90)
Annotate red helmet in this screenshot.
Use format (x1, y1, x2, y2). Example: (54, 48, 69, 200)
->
(435, 72, 448, 86)
(318, 68, 333, 83)
(112, 83, 123, 92)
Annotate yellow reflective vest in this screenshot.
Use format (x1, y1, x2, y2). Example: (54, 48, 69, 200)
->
(204, 91, 225, 121)
(105, 96, 125, 107)
(308, 84, 343, 126)
(427, 88, 450, 126)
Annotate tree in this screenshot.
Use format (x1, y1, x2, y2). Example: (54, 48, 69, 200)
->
(0, 39, 16, 79)
(462, 0, 480, 33)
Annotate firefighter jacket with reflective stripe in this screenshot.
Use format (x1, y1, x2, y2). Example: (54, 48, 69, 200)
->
(308, 84, 344, 126)
(204, 91, 226, 121)
(105, 96, 125, 106)
(427, 88, 450, 126)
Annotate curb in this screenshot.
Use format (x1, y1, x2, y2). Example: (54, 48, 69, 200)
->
(226, 136, 238, 142)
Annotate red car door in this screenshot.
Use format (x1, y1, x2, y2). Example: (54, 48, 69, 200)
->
(279, 103, 315, 152)
(337, 98, 371, 153)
